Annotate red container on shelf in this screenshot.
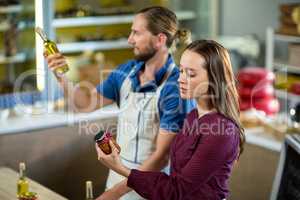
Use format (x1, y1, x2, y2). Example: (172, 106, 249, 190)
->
(238, 84, 274, 99)
(237, 67, 279, 115)
(240, 100, 252, 111)
(239, 97, 280, 115)
(290, 82, 300, 95)
(237, 67, 275, 86)
(253, 98, 280, 115)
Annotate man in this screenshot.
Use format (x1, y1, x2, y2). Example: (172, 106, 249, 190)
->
(45, 6, 194, 200)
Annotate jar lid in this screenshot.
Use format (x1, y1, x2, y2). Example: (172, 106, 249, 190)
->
(94, 130, 105, 142)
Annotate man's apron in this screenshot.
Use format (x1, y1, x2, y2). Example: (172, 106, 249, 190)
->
(105, 63, 175, 200)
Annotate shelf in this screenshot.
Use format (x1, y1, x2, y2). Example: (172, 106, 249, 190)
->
(0, 5, 22, 14)
(0, 53, 27, 64)
(176, 10, 197, 20)
(53, 10, 196, 28)
(0, 21, 33, 32)
(274, 33, 300, 43)
(274, 60, 300, 75)
(0, 22, 9, 31)
(53, 15, 133, 28)
(57, 39, 131, 53)
(275, 89, 300, 102)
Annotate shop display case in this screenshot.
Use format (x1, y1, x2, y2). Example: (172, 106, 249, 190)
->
(266, 27, 300, 116)
(0, 2, 35, 87)
(53, 10, 196, 53)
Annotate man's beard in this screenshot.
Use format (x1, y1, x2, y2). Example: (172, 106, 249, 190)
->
(134, 46, 157, 62)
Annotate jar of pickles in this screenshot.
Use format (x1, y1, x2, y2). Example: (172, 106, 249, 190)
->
(94, 130, 121, 154)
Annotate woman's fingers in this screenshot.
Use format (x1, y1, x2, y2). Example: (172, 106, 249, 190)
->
(109, 140, 119, 154)
(95, 144, 106, 160)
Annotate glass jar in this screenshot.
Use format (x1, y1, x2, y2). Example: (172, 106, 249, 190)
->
(94, 130, 121, 154)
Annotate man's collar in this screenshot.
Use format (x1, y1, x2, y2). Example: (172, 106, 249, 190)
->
(130, 54, 175, 86)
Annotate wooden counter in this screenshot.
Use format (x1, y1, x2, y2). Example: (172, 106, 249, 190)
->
(0, 167, 67, 200)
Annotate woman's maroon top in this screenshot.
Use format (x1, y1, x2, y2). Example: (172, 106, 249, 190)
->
(127, 110, 240, 200)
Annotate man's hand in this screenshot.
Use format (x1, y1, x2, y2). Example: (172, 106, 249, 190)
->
(44, 52, 114, 112)
(44, 52, 68, 74)
(95, 188, 121, 200)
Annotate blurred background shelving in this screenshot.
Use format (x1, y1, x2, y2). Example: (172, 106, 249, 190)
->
(54, 10, 197, 53)
(266, 27, 300, 114)
(40, 0, 210, 86)
(0, 0, 218, 97)
(0, 0, 36, 96)
(0, 0, 213, 107)
(0, 1, 300, 200)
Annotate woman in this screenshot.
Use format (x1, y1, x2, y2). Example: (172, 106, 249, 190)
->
(96, 40, 245, 200)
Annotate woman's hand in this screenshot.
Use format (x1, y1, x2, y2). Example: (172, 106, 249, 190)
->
(95, 188, 121, 200)
(96, 140, 131, 177)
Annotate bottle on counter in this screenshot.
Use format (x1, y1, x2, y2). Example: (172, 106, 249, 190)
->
(85, 181, 94, 200)
(35, 26, 69, 75)
(17, 162, 29, 197)
(94, 130, 121, 155)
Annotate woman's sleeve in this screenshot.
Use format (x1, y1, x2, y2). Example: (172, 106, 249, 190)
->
(127, 132, 238, 200)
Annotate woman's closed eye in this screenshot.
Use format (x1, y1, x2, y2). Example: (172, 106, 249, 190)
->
(186, 70, 196, 78)
(180, 68, 196, 78)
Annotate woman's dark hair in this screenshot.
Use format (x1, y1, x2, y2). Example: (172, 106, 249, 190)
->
(186, 40, 245, 156)
(137, 6, 178, 47)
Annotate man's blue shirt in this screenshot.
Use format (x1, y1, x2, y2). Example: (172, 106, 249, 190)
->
(96, 55, 196, 133)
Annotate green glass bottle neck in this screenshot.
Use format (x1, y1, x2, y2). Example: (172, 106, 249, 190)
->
(44, 39, 53, 43)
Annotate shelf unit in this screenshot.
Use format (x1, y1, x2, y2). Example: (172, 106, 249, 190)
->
(53, 10, 197, 54)
(0, 52, 27, 65)
(0, 21, 34, 32)
(0, 3, 35, 84)
(57, 39, 129, 53)
(275, 89, 300, 103)
(0, 5, 22, 14)
(273, 60, 300, 75)
(266, 27, 300, 74)
(35, 0, 208, 101)
(265, 27, 300, 104)
(274, 34, 300, 43)
(53, 10, 196, 28)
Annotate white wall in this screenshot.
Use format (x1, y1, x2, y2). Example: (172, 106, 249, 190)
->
(220, 0, 281, 41)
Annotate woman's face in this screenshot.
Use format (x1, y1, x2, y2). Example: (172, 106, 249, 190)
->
(178, 50, 209, 99)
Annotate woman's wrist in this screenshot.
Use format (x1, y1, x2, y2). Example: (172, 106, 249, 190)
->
(118, 165, 131, 178)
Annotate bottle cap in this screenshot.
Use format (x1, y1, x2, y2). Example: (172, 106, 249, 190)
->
(86, 181, 92, 187)
(94, 130, 105, 142)
(19, 162, 26, 171)
(35, 27, 48, 42)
